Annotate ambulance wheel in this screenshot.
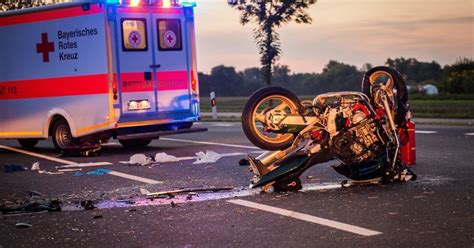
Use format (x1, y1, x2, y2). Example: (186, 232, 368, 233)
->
(52, 119, 77, 151)
(118, 139, 152, 148)
(17, 139, 39, 149)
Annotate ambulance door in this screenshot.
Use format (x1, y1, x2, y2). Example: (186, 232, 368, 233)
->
(116, 8, 158, 115)
(152, 12, 191, 113)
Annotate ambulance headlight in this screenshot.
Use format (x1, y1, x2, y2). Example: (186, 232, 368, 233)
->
(129, 0, 141, 6)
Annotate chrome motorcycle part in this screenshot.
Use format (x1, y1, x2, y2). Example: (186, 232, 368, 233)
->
(242, 86, 302, 150)
(362, 66, 408, 125)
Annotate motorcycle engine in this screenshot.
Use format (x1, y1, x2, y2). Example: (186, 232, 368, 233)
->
(332, 107, 385, 164)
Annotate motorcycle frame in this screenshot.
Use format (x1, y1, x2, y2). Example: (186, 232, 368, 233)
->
(249, 89, 401, 187)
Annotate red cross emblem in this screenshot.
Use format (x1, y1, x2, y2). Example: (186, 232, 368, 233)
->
(166, 34, 174, 44)
(163, 30, 177, 48)
(36, 33, 54, 62)
(131, 34, 139, 44)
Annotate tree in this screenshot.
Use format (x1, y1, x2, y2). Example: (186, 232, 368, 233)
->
(443, 58, 474, 94)
(228, 0, 316, 86)
(385, 57, 442, 86)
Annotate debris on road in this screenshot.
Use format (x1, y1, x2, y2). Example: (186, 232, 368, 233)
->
(38, 170, 64, 175)
(57, 168, 83, 172)
(1, 199, 62, 215)
(3, 164, 27, 173)
(27, 190, 44, 197)
(120, 154, 154, 165)
(15, 222, 33, 228)
(140, 187, 234, 198)
(31, 162, 40, 171)
(73, 168, 112, 177)
(81, 200, 96, 210)
(154, 152, 179, 163)
(239, 158, 249, 166)
(139, 188, 151, 195)
(193, 150, 222, 164)
(61, 143, 102, 157)
(56, 162, 113, 169)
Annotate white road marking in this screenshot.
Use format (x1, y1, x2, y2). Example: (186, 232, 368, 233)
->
(0, 145, 76, 165)
(107, 171, 162, 184)
(415, 130, 437, 134)
(211, 123, 236, 127)
(160, 137, 260, 150)
(56, 162, 113, 169)
(465, 132, 474, 136)
(301, 183, 342, 191)
(173, 152, 248, 162)
(0, 145, 161, 184)
(228, 199, 382, 237)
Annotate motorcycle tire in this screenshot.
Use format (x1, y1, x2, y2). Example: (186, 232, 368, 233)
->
(361, 66, 408, 125)
(242, 86, 302, 151)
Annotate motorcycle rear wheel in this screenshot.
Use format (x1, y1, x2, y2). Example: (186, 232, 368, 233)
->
(242, 86, 301, 151)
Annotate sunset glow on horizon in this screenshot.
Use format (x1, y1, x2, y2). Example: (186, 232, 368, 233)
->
(194, 0, 474, 73)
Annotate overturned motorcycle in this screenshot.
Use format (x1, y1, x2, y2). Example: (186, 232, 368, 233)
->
(241, 66, 416, 191)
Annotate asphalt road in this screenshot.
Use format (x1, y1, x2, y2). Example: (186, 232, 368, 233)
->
(0, 123, 473, 248)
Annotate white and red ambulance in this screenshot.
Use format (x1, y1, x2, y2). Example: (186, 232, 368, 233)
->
(0, 0, 205, 150)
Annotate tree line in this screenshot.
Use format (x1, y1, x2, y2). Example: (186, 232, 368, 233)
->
(198, 57, 474, 97)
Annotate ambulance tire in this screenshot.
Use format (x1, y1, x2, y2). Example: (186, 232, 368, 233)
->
(51, 118, 77, 151)
(17, 139, 39, 149)
(118, 139, 152, 148)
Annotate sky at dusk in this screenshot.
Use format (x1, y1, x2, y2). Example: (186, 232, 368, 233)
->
(193, 0, 474, 73)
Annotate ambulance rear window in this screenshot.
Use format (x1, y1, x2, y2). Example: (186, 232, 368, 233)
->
(121, 19, 148, 51)
(157, 19, 182, 51)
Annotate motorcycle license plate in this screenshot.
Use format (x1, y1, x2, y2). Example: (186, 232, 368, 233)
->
(128, 100, 151, 111)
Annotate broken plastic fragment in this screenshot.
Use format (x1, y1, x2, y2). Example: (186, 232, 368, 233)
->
(129, 154, 153, 165)
(86, 168, 112, 176)
(139, 188, 151, 195)
(193, 150, 222, 164)
(73, 171, 84, 177)
(31, 162, 40, 171)
(15, 222, 33, 228)
(154, 152, 179, 163)
(38, 170, 64, 175)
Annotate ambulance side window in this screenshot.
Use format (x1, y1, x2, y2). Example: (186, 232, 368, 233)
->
(157, 19, 182, 51)
(121, 18, 148, 51)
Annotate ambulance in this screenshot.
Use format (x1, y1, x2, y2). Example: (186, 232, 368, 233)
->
(0, 0, 206, 151)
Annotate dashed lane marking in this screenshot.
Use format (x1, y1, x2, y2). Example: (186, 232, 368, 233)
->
(210, 123, 237, 127)
(415, 130, 438, 134)
(160, 137, 260, 150)
(174, 152, 248, 161)
(0, 145, 162, 184)
(228, 199, 382, 237)
(465, 132, 474, 136)
(107, 171, 162, 184)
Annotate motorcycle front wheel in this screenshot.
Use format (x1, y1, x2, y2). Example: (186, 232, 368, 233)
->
(242, 86, 301, 151)
(361, 66, 408, 125)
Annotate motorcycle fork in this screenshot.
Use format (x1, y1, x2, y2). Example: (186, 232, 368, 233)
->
(380, 92, 401, 171)
(249, 122, 319, 177)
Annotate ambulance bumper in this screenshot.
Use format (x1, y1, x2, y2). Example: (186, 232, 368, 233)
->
(116, 127, 207, 140)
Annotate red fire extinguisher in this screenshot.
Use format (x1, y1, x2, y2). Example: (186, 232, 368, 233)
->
(399, 110, 416, 165)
